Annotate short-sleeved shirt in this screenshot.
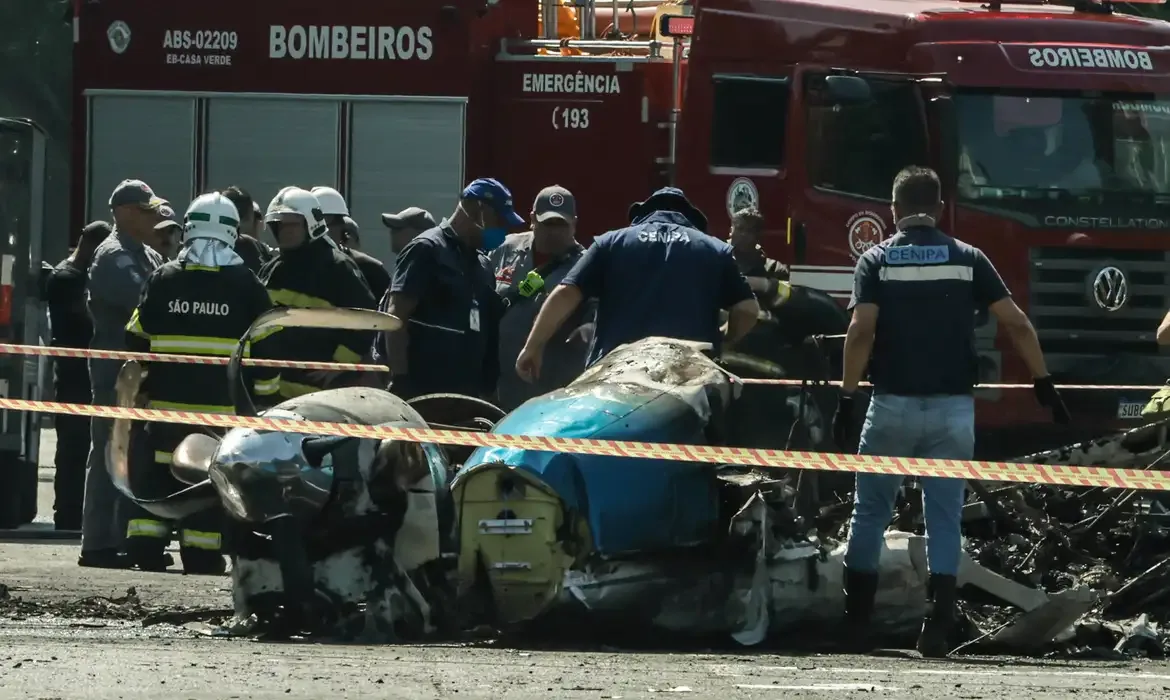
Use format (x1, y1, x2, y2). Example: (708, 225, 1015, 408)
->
(376, 222, 503, 398)
(561, 211, 755, 366)
(849, 225, 1009, 396)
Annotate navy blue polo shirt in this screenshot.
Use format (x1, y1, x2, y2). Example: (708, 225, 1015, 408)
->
(377, 222, 501, 397)
(850, 226, 1009, 396)
(561, 211, 754, 366)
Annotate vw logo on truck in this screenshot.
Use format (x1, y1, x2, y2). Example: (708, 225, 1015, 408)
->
(1092, 266, 1129, 312)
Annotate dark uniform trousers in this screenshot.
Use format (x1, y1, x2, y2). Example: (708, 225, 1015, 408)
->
(53, 386, 91, 530)
(123, 260, 281, 572)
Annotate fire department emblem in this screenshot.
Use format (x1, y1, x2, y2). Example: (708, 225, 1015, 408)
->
(107, 21, 131, 55)
(847, 210, 887, 260)
(549, 193, 565, 207)
(726, 178, 759, 217)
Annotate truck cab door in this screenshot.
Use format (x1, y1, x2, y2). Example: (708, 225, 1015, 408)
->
(0, 118, 48, 527)
(675, 68, 793, 245)
(790, 69, 931, 300)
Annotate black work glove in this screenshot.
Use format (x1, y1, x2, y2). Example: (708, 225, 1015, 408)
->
(833, 392, 857, 450)
(1033, 376, 1070, 425)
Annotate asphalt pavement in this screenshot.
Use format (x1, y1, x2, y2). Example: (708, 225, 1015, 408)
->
(4, 430, 1170, 698)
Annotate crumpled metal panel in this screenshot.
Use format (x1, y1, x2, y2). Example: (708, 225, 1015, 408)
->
(462, 337, 738, 555)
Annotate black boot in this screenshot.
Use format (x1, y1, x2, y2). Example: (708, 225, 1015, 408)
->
(78, 548, 130, 569)
(124, 537, 174, 572)
(843, 567, 880, 652)
(916, 574, 958, 658)
(180, 550, 227, 576)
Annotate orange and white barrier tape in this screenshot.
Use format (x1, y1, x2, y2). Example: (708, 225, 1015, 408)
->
(734, 377, 1168, 391)
(3, 397, 1170, 492)
(0, 343, 388, 373)
(3, 344, 1162, 391)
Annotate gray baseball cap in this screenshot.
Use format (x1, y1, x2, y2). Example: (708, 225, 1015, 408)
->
(153, 204, 182, 230)
(381, 207, 436, 230)
(109, 179, 167, 210)
(533, 185, 576, 223)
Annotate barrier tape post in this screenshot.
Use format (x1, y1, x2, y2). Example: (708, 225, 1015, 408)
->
(4, 397, 1170, 493)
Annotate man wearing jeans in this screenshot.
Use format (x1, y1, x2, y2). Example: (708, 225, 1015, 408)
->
(832, 166, 1069, 658)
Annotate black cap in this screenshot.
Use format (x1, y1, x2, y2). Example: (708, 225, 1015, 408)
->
(153, 204, 182, 230)
(109, 179, 167, 210)
(381, 207, 437, 230)
(80, 220, 113, 246)
(628, 186, 708, 233)
(342, 216, 360, 242)
(533, 185, 577, 223)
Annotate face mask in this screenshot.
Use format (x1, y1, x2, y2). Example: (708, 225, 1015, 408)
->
(463, 202, 507, 251)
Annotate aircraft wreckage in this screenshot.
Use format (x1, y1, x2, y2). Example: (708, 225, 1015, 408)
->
(107, 308, 1168, 653)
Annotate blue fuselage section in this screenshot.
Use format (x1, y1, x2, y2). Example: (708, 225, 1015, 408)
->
(462, 386, 720, 556)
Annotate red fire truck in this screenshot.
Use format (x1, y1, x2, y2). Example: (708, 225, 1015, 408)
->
(70, 0, 1170, 456)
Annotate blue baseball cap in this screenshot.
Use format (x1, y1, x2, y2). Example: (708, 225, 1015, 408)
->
(461, 178, 526, 228)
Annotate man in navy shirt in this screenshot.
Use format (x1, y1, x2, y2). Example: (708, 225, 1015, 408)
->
(375, 178, 520, 399)
(514, 187, 759, 382)
(833, 166, 1069, 657)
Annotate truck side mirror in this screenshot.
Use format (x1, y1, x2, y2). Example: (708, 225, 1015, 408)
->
(824, 75, 871, 104)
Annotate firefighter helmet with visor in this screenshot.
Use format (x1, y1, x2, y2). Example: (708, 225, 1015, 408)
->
(266, 187, 327, 241)
(183, 192, 240, 248)
(310, 186, 349, 217)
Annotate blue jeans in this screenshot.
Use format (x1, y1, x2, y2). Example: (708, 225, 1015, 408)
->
(844, 393, 974, 577)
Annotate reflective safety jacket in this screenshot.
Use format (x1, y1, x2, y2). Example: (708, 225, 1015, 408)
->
(259, 236, 378, 398)
(126, 260, 281, 467)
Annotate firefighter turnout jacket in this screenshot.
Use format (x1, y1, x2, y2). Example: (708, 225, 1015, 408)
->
(260, 236, 378, 398)
(124, 259, 280, 551)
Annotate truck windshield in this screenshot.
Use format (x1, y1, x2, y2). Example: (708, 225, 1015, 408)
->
(955, 89, 1170, 203)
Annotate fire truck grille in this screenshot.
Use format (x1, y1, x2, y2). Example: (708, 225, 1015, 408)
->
(1029, 247, 1169, 356)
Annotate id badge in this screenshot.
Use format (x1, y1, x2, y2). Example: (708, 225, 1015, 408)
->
(469, 300, 481, 332)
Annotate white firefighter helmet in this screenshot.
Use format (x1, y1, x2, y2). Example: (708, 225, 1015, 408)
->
(310, 186, 349, 217)
(266, 186, 327, 241)
(183, 192, 240, 247)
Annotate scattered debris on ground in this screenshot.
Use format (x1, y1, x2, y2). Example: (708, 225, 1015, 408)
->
(0, 582, 231, 628)
(5, 420, 1170, 660)
(808, 417, 1170, 659)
